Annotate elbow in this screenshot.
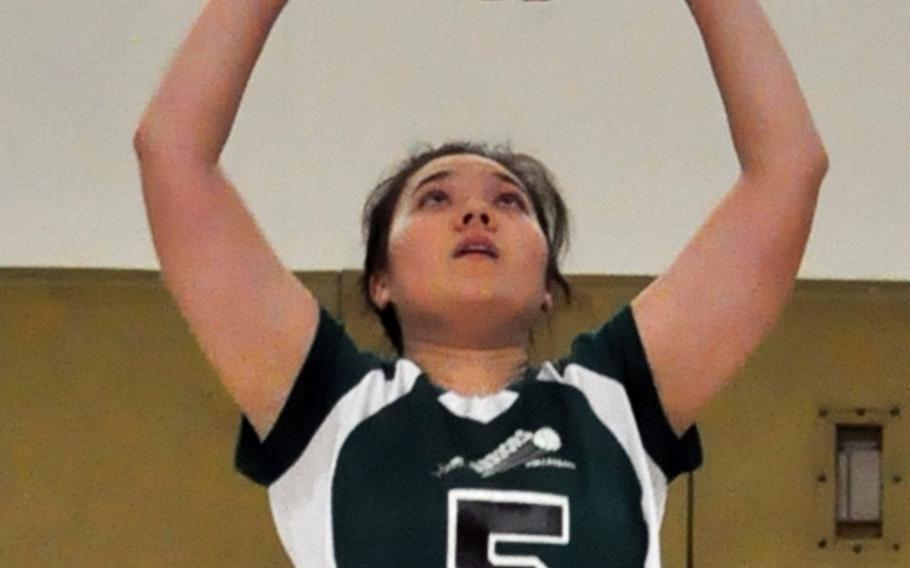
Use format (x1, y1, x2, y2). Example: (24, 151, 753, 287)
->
(815, 148, 830, 181)
(132, 122, 212, 167)
(132, 124, 190, 166)
(804, 141, 830, 184)
(757, 144, 830, 189)
(132, 122, 159, 162)
(132, 123, 148, 150)
(802, 150, 829, 193)
(132, 127, 148, 159)
(797, 132, 830, 184)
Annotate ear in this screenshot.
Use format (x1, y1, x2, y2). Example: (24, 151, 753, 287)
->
(541, 290, 553, 312)
(369, 271, 391, 309)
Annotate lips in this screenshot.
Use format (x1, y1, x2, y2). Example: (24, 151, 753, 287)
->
(453, 235, 499, 258)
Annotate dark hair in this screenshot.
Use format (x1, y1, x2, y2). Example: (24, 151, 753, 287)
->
(359, 140, 572, 355)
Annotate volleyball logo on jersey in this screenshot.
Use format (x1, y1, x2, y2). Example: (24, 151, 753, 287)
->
(434, 426, 576, 478)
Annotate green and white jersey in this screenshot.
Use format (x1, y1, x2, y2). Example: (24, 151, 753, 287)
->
(236, 304, 702, 567)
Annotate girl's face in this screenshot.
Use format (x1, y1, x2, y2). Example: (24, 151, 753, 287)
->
(369, 153, 553, 346)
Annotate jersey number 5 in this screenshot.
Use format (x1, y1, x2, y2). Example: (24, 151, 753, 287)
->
(446, 489, 570, 568)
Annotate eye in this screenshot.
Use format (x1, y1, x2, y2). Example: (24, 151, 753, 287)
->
(419, 189, 448, 207)
(497, 192, 527, 210)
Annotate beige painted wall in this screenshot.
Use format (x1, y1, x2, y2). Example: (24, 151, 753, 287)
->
(2, 1, 909, 279)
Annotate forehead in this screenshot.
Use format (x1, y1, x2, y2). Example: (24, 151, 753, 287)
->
(404, 153, 523, 193)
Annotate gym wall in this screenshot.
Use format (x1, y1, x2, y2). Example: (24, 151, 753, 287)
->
(2, 268, 907, 566)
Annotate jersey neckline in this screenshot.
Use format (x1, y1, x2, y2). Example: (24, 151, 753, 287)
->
(413, 362, 540, 398)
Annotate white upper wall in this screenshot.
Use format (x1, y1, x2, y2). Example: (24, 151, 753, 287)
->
(2, 0, 907, 279)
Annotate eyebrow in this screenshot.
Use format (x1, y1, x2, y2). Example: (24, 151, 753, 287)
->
(410, 169, 527, 197)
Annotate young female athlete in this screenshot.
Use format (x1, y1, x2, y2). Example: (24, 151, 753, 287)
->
(134, 1, 828, 566)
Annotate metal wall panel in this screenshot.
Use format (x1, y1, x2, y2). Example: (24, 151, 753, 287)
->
(19, 270, 909, 565)
(0, 269, 339, 567)
(694, 281, 910, 567)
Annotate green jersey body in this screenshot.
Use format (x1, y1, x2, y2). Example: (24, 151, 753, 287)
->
(236, 305, 702, 567)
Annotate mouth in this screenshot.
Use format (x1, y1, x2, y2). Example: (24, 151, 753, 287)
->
(456, 250, 498, 259)
(453, 236, 500, 259)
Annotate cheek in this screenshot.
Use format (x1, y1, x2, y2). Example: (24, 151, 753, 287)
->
(517, 225, 550, 269)
(387, 216, 438, 273)
(531, 242, 552, 284)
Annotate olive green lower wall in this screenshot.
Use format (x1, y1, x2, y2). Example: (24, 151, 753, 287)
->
(1, 269, 908, 567)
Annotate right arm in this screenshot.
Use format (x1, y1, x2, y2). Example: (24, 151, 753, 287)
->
(133, 0, 318, 440)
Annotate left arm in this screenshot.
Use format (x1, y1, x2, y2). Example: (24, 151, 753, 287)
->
(631, 0, 829, 437)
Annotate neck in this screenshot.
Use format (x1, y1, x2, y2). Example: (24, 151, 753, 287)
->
(403, 338, 529, 396)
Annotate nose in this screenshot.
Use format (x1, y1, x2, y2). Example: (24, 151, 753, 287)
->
(459, 197, 494, 229)
(461, 211, 490, 227)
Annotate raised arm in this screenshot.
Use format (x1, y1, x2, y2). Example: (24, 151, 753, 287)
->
(630, 0, 829, 436)
(135, 0, 289, 162)
(133, 0, 318, 440)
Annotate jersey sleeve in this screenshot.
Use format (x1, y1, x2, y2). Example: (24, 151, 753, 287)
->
(234, 304, 387, 486)
(562, 304, 703, 482)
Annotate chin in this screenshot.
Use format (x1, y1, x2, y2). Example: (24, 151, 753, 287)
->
(454, 291, 534, 318)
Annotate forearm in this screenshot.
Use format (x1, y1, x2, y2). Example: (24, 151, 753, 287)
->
(134, 0, 289, 165)
(687, 0, 827, 179)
